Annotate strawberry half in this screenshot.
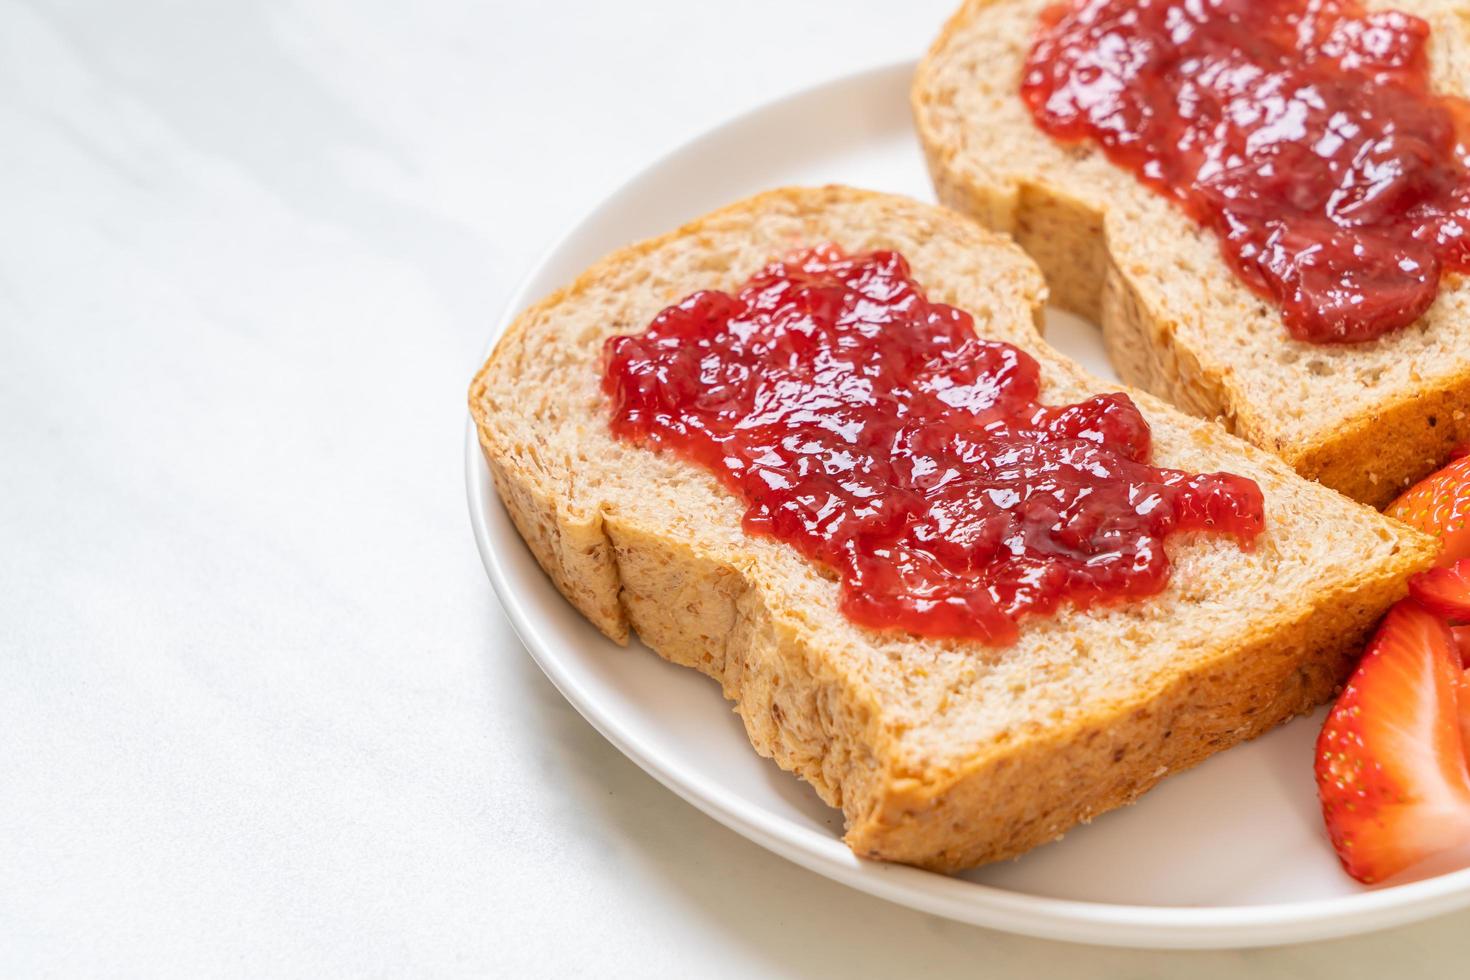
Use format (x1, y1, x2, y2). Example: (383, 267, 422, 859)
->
(1410, 558, 1470, 622)
(1315, 601, 1470, 884)
(1386, 451, 1470, 565)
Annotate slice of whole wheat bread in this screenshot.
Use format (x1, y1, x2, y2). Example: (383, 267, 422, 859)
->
(470, 186, 1434, 871)
(913, 0, 1470, 508)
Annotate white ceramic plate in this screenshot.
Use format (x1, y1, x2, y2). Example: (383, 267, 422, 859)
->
(466, 60, 1470, 948)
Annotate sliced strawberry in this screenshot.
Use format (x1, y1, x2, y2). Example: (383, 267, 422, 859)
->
(1409, 558, 1470, 623)
(1316, 601, 1470, 883)
(1386, 453, 1470, 565)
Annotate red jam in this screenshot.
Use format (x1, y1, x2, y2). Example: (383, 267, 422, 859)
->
(1022, 0, 1470, 343)
(602, 247, 1264, 644)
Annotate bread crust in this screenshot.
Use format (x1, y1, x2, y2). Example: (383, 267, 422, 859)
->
(470, 186, 1436, 871)
(847, 578, 1391, 867)
(913, 0, 1470, 507)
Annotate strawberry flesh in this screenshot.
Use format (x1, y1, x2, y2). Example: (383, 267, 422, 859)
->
(1461, 664, 1470, 762)
(1315, 601, 1470, 883)
(1454, 626, 1470, 668)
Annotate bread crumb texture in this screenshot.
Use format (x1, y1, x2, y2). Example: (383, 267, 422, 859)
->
(913, 0, 1470, 506)
(469, 186, 1435, 870)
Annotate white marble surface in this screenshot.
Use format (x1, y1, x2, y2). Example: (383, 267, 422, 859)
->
(1, 0, 1464, 975)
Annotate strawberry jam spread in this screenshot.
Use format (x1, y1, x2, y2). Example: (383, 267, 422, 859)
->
(602, 246, 1264, 644)
(1022, 0, 1470, 343)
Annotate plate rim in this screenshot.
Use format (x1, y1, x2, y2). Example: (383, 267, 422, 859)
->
(465, 58, 1470, 948)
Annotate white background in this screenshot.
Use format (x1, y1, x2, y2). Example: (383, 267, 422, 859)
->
(1, 0, 1464, 975)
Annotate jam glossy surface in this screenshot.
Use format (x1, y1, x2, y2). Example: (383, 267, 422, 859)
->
(1022, 0, 1470, 343)
(602, 247, 1264, 644)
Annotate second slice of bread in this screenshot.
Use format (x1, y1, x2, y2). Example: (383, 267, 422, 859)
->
(913, 0, 1470, 507)
(470, 186, 1434, 870)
